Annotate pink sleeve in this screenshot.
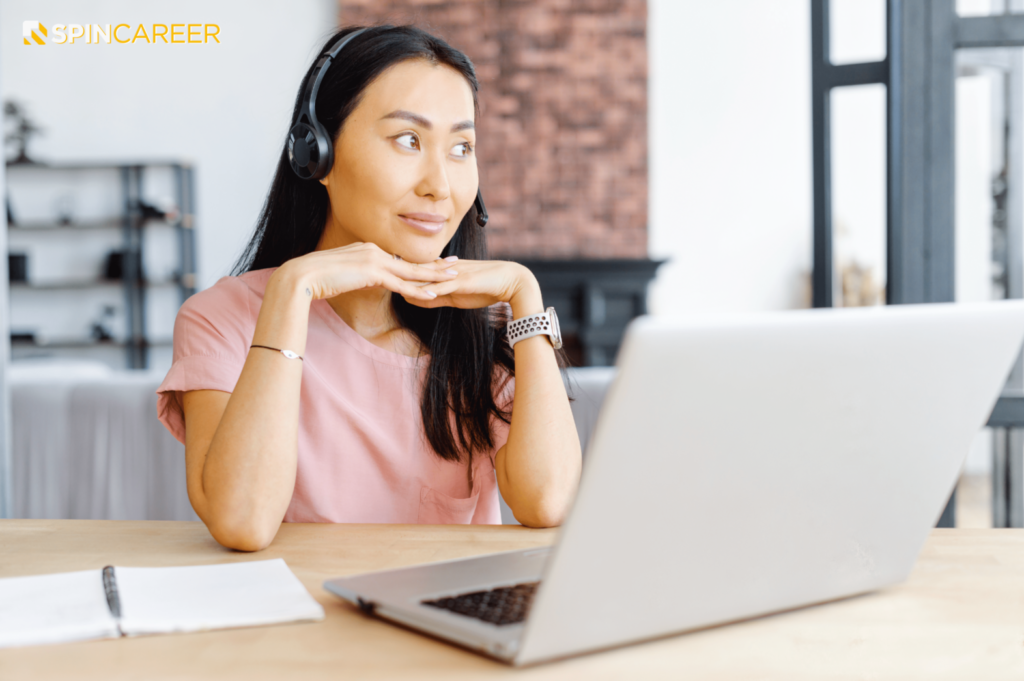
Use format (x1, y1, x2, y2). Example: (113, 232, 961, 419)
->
(156, 277, 255, 444)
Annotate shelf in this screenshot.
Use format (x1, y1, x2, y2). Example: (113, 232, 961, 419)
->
(10, 279, 178, 291)
(6, 160, 192, 171)
(8, 219, 179, 232)
(10, 337, 173, 349)
(8, 219, 121, 231)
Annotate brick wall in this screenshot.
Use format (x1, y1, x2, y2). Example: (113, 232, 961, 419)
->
(338, 0, 648, 259)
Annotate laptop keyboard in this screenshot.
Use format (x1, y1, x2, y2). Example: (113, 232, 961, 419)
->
(422, 581, 540, 626)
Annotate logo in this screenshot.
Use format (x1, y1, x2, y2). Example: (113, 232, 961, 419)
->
(21, 22, 220, 45)
(23, 21, 47, 45)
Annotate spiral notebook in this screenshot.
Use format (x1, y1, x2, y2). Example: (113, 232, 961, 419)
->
(0, 559, 325, 649)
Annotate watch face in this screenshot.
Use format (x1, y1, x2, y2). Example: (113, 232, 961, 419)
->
(547, 307, 563, 350)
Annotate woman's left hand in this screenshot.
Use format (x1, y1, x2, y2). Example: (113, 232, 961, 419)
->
(406, 258, 540, 312)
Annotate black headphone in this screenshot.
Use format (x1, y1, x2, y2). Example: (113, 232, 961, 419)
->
(287, 28, 489, 228)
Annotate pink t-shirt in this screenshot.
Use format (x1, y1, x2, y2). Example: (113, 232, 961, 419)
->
(156, 268, 507, 524)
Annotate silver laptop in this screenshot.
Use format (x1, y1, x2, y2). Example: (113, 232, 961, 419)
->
(325, 301, 1024, 666)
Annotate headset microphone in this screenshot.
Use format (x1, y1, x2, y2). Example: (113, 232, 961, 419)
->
(473, 188, 488, 227)
(288, 27, 489, 228)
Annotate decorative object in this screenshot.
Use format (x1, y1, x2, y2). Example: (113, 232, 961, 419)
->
(53, 194, 74, 226)
(4, 100, 43, 165)
(104, 251, 126, 280)
(90, 305, 117, 342)
(8, 253, 27, 282)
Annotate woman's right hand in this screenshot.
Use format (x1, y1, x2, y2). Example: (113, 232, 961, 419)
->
(271, 242, 458, 302)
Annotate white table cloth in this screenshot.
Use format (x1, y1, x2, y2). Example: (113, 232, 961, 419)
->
(10, 361, 615, 523)
(10, 361, 196, 521)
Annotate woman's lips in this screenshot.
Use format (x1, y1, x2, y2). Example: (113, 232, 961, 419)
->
(399, 214, 446, 235)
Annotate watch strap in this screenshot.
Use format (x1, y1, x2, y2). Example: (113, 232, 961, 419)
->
(506, 308, 560, 349)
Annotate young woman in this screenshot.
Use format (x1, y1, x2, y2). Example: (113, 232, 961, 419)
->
(157, 26, 582, 551)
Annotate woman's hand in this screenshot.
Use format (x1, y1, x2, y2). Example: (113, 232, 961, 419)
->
(408, 259, 542, 314)
(272, 242, 458, 303)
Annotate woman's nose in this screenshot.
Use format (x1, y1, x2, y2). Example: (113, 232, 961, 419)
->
(416, 152, 451, 202)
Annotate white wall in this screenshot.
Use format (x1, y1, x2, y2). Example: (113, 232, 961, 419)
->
(1, 0, 337, 290)
(646, 0, 889, 313)
(647, 0, 1001, 319)
(647, 0, 814, 314)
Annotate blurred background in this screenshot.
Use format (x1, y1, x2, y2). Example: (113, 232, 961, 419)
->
(0, 0, 1019, 527)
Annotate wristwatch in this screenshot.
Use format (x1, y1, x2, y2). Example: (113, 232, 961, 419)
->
(506, 307, 562, 350)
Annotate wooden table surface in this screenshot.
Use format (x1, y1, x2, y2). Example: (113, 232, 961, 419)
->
(2, 521, 1024, 680)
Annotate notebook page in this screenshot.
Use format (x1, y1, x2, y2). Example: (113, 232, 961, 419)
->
(115, 559, 324, 636)
(0, 569, 120, 649)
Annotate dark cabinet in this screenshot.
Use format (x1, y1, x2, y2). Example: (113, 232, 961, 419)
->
(515, 259, 663, 366)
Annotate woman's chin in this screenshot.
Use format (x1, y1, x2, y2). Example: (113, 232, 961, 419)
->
(392, 240, 448, 264)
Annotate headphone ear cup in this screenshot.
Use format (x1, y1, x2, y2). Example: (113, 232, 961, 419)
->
(288, 122, 334, 180)
(310, 121, 334, 179)
(287, 122, 318, 179)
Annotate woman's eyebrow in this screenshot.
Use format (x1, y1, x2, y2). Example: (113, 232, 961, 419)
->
(381, 109, 475, 133)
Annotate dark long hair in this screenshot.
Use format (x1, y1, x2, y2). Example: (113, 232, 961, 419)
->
(233, 25, 515, 464)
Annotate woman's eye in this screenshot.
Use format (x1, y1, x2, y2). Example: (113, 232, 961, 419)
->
(452, 142, 473, 158)
(395, 133, 419, 150)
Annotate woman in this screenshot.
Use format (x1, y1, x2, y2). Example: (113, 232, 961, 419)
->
(157, 25, 582, 551)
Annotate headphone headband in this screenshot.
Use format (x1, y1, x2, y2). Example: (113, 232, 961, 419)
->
(287, 27, 488, 227)
(301, 28, 369, 132)
(287, 29, 369, 181)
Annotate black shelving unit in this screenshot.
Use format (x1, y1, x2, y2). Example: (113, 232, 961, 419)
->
(6, 161, 197, 369)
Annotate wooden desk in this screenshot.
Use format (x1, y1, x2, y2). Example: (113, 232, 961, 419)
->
(2, 522, 1023, 680)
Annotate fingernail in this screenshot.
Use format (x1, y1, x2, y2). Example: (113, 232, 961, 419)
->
(444, 255, 459, 262)
(425, 290, 437, 298)
(445, 269, 458, 276)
